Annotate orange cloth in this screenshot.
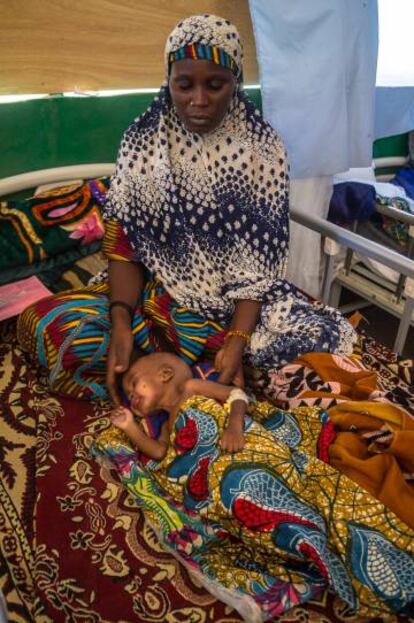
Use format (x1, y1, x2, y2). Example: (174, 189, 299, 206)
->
(290, 353, 414, 527)
(294, 352, 378, 401)
(328, 401, 414, 529)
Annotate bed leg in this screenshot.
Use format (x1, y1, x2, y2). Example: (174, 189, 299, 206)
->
(393, 278, 414, 355)
(329, 281, 343, 309)
(322, 237, 341, 305)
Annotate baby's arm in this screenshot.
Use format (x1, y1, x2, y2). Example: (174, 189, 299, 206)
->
(110, 407, 168, 461)
(184, 379, 247, 452)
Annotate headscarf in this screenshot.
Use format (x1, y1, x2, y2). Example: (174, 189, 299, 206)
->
(166, 14, 242, 80)
(103, 15, 289, 324)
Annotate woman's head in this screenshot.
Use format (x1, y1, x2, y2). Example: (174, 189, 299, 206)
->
(166, 15, 243, 134)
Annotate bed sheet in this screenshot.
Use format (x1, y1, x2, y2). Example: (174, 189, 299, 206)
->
(0, 320, 413, 623)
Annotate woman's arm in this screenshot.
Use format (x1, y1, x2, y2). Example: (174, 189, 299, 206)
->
(106, 260, 145, 405)
(109, 259, 145, 312)
(215, 299, 262, 385)
(231, 299, 262, 334)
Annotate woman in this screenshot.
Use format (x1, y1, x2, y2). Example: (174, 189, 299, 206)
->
(18, 15, 355, 403)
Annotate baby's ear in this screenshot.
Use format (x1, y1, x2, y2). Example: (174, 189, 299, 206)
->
(158, 365, 174, 382)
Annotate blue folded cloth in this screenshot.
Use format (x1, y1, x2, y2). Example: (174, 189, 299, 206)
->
(391, 167, 414, 202)
(328, 181, 376, 224)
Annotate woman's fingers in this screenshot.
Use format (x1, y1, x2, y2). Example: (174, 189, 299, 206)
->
(217, 359, 242, 385)
(106, 353, 120, 406)
(106, 332, 133, 406)
(232, 364, 244, 388)
(114, 338, 132, 372)
(214, 349, 224, 371)
(107, 376, 121, 407)
(217, 368, 234, 384)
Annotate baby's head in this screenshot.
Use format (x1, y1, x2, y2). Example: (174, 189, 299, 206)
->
(122, 351, 192, 417)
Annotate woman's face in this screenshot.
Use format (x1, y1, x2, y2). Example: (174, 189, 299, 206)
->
(169, 59, 236, 134)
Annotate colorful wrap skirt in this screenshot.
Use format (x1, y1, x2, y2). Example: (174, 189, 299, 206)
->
(93, 398, 414, 619)
(17, 216, 357, 401)
(17, 280, 226, 400)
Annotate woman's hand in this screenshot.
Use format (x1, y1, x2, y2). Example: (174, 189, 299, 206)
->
(215, 337, 245, 386)
(106, 321, 134, 406)
(106, 259, 144, 405)
(215, 300, 261, 386)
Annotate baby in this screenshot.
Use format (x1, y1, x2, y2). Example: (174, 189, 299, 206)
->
(110, 352, 249, 460)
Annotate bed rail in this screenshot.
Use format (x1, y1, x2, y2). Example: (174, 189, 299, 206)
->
(0, 164, 115, 196)
(290, 209, 414, 280)
(290, 208, 414, 354)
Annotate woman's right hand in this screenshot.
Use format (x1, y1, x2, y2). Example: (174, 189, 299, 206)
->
(106, 259, 145, 405)
(106, 322, 134, 406)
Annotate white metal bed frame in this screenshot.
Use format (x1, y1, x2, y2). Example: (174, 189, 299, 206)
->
(1, 162, 413, 354)
(322, 156, 414, 355)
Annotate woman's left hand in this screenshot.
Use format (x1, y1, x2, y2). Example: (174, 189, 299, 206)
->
(215, 337, 245, 386)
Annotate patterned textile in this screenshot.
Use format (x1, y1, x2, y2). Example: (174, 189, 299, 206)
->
(48, 249, 107, 292)
(327, 401, 414, 529)
(0, 320, 41, 622)
(2, 319, 414, 622)
(102, 14, 356, 366)
(93, 396, 414, 620)
(0, 178, 108, 285)
(166, 15, 243, 77)
(375, 194, 412, 247)
(264, 349, 392, 410)
(0, 323, 237, 622)
(264, 334, 414, 417)
(168, 43, 239, 77)
(17, 279, 225, 400)
(360, 331, 414, 407)
(17, 274, 356, 401)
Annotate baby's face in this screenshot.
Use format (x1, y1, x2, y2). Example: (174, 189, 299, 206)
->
(122, 359, 164, 417)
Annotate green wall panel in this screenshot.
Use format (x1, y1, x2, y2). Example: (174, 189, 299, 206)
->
(0, 88, 407, 179)
(1, 93, 155, 178)
(373, 132, 408, 160)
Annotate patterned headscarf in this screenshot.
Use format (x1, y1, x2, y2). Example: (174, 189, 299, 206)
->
(166, 14, 243, 79)
(104, 15, 290, 324)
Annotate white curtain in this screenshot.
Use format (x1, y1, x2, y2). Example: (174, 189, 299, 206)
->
(288, 177, 333, 297)
(248, 0, 378, 296)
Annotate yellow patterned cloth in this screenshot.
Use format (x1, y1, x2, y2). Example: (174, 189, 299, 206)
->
(95, 398, 414, 620)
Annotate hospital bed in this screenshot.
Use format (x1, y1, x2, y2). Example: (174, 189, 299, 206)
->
(319, 156, 414, 355)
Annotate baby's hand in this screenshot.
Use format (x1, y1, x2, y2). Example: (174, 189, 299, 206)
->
(220, 426, 245, 453)
(110, 406, 135, 431)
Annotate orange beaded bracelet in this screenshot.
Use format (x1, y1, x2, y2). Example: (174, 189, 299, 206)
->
(224, 329, 251, 343)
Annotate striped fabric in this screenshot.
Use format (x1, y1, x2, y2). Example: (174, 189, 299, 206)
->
(17, 280, 226, 401)
(168, 43, 239, 76)
(102, 220, 138, 263)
